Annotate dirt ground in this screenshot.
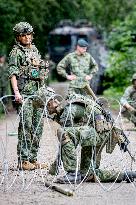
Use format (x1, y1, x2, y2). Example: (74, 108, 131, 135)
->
(0, 83, 136, 205)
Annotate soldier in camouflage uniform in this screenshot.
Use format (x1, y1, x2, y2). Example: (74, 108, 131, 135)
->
(57, 39, 98, 96)
(47, 93, 136, 183)
(120, 73, 136, 126)
(8, 22, 49, 170)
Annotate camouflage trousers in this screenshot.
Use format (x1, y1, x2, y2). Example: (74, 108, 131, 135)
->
(17, 97, 44, 162)
(58, 126, 123, 182)
(121, 109, 136, 126)
(58, 126, 110, 174)
(59, 104, 85, 126)
(92, 169, 124, 182)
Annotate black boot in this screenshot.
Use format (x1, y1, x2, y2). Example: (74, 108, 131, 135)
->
(57, 171, 81, 184)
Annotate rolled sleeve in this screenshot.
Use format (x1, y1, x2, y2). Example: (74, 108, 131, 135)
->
(8, 65, 19, 79)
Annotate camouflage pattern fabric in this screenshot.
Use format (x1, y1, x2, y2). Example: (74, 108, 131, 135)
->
(59, 93, 102, 126)
(34, 85, 56, 107)
(13, 22, 33, 35)
(57, 129, 124, 182)
(8, 41, 47, 162)
(57, 51, 98, 95)
(17, 86, 55, 161)
(57, 134, 121, 182)
(59, 125, 110, 175)
(80, 145, 104, 175)
(120, 85, 136, 125)
(80, 147, 124, 182)
(55, 94, 117, 178)
(8, 42, 47, 95)
(95, 169, 124, 182)
(17, 98, 44, 162)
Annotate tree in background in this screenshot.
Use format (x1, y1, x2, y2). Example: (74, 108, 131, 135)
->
(0, 0, 82, 55)
(0, 0, 22, 53)
(105, 6, 136, 92)
(81, 0, 135, 31)
(0, 0, 135, 55)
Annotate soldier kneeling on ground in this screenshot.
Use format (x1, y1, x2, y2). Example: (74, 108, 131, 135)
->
(46, 92, 136, 184)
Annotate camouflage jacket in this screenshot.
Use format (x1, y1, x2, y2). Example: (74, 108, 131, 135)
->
(8, 42, 47, 95)
(56, 93, 112, 148)
(120, 85, 136, 108)
(56, 93, 102, 127)
(57, 51, 98, 88)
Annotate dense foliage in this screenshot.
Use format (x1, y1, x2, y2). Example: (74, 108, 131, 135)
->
(0, 0, 87, 55)
(105, 7, 136, 91)
(0, 0, 135, 56)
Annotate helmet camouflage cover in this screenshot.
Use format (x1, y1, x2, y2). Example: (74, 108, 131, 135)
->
(13, 22, 33, 35)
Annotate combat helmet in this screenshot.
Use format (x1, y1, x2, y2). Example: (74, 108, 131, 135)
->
(13, 22, 33, 35)
(132, 73, 136, 83)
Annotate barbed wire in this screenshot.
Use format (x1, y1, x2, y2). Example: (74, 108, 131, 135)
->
(0, 94, 136, 195)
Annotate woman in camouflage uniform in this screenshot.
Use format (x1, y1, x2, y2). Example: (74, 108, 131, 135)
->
(8, 22, 48, 170)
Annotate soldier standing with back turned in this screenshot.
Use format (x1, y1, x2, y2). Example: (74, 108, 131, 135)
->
(8, 22, 48, 170)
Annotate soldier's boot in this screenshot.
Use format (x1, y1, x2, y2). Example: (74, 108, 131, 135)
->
(18, 161, 36, 171)
(31, 161, 48, 169)
(81, 174, 98, 182)
(57, 171, 81, 184)
(123, 171, 136, 183)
